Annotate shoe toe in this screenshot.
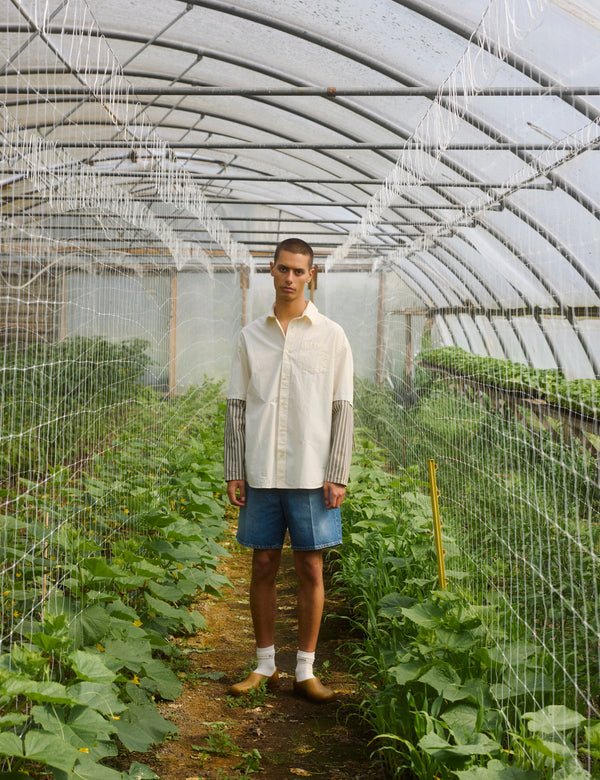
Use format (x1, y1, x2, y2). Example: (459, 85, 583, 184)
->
(228, 670, 279, 697)
(293, 676, 336, 703)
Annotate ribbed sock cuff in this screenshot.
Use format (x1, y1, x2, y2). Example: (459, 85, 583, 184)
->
(295, 649, 315, 682)
(254, 645, 276, 677)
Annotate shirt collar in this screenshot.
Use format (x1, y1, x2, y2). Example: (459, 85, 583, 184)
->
(267, 300, 318, 323)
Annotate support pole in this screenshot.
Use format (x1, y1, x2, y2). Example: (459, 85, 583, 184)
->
(168, 272, 178, 398)
(405, 313, 413, 392)
(428, 459, 447, 590)
(240, 266, 249, 328)
(309, 265, 318, 303)
(376, 271, 385, 387)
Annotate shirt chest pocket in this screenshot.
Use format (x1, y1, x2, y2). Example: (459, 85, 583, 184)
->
(296, 339, 330, 374)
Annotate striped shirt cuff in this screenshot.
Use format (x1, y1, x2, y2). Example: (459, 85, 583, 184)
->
(325, 400, 354, 486)
(224, 398, 246, 481)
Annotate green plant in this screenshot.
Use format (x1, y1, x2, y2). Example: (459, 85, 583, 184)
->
(225, 679, 274, 708)
(0, 380, 233, 778)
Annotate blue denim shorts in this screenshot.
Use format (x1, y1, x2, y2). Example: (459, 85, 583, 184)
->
(236, 485, 342, 551)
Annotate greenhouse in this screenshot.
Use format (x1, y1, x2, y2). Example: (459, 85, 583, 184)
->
(1, 0, 600, 777)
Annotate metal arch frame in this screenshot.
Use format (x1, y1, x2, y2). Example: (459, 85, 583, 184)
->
(4, 6, 600, 339)
(419, 244, 523, 360)
(414, 237, 568, 370)
(4, 22, 592, 247)
(400, 240, 531, 360)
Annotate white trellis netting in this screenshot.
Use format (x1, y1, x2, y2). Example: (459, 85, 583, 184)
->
(2, 0, 600, 774)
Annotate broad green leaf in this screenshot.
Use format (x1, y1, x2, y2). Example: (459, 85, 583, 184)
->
(105, 600, 141, 623)
(69, 682, 127, 716)
(419, 731, 501, 757)
(115, 704, 178, 752)
(127, 762, 161, 779)
(83, 557, 121, 578)
(0, 733, 24, 758)
(418, 662, 462, 699)
(441, 702, 480, 740)
(523, 705, 585, 734)
(2, 678, 76, 704)
(455, 759, 542, 778)
(141, 659, 183, 700)
(585, 721, 600, 759)
(377, 592, 415, 619)
(28, 631, 70, 653)
(103, 638, 153, 673)
(402, 602, 446, 628)
(24, 730, 79, 772)
(32, 703, 116, 745)
(147, 581, 185, 602)
(70, 604, 111, 648)
(387, 661, 423, 685)
(69, 650, 117, 684)
(522, 736, 575, 760)
(0, 713, 28, 728)
(61, 754, 126, 780)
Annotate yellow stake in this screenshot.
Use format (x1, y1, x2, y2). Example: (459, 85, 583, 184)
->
(427, 459, 447, 590)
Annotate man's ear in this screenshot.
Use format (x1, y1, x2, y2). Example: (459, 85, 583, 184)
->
(269, 261, 275, 276)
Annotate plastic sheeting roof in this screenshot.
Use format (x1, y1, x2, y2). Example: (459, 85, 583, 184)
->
(2, 0, 600, 374)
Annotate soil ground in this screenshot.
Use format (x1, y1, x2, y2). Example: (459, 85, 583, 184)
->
(128, 528, 386, 780)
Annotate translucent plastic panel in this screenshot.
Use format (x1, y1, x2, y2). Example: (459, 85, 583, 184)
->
(460, 229, 557, 308)
(482, 209, 600, 308)
(474, 315, 506, 357)
(458, 314, 487, 355)
(64, 272, 170, 387)
(431, 315, 453, 349)
(443, 314, 471, 350)
(540, 318, 595, 380)
(402, 260, 463, 307)
(576, 318, 600, 379)
(491, 318, 528, 364)
(511, 317, 557, 369)
(175, 271, 242, 389)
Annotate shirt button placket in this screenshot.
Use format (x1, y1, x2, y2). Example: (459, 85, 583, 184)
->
(277, 326, 293, 485)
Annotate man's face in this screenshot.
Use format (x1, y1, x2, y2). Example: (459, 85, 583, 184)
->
(270, 250, 314, 303)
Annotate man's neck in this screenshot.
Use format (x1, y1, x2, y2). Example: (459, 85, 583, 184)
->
(274, 298, 308, 332)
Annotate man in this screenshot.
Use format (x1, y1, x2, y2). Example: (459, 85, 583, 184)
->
(224, 237, 353, 703)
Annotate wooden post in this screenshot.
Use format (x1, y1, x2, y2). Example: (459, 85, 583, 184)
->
(376, 271, 385, 387)
(240, 266, 250, 328)
(168, 272, 178, 398)
(60, 271, 67, 341)
(405, 313, 413, 392)
(309, 265, 318, 302)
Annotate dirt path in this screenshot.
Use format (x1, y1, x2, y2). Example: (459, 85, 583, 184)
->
(132, 530, 385, 779)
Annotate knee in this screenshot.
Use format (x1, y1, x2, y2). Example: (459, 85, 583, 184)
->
(251, 550, 280, 583)
(294, 552, 323, 587)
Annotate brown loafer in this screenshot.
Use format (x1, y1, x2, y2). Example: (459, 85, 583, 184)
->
(228, 669, 279, 697)
(293, 676, 336, 703)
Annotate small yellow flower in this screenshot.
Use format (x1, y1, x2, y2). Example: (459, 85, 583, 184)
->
(79, 748, 89, 754)
(97, 643, 105, 652)
(132, 674, 140, 685)
(13, 610, 19, 618)
(124, 508, 130, 514)
(110, 715, 120, 720)
(133, 620, 142, 627)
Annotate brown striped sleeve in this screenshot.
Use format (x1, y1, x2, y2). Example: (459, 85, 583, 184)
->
(324, 399, 354, 486)
(224, 398, 246, 482)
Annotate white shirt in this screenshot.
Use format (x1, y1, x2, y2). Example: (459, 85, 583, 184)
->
(227, 301, 353, 489)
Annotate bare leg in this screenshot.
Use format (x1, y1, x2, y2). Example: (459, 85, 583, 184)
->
(249, 548, 281, 647)
(293, 549, 324, 653)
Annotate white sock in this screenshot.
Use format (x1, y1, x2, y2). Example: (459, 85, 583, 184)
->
(254, 645, 276, 677)
(295, 649, 315, 682)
